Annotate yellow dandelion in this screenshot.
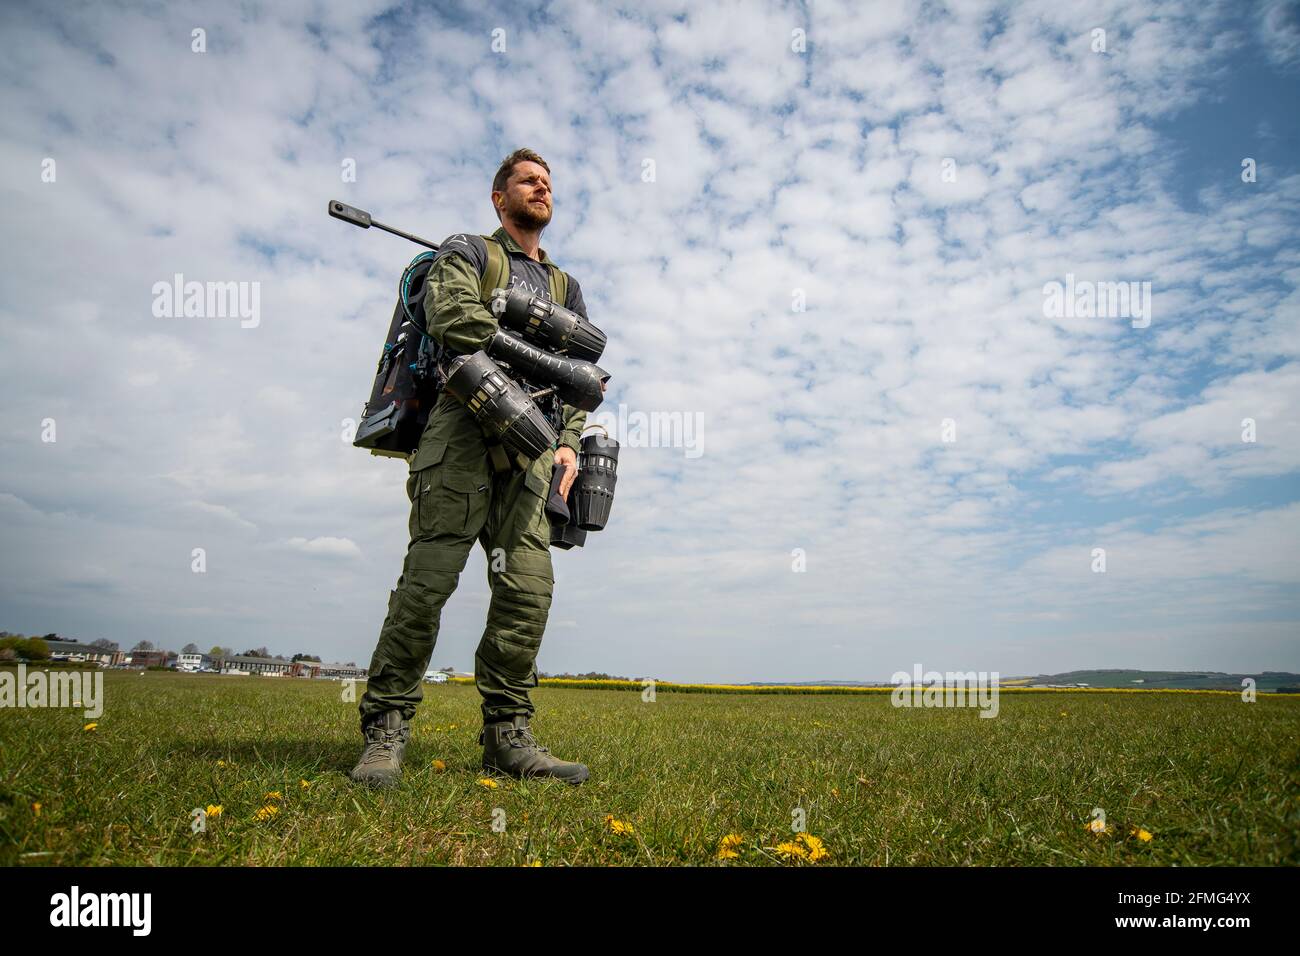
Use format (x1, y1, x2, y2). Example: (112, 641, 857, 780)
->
(431, 759, 447, 772)
(1060, 711, 1068, 716)
(797, 832, 830, 861)
(603, 813, 635, 835)
(264, 791, 282, 800)
(255, 805, 279, 821)
(717, 833, 744, 860)
(477, 778, 498, 789)
(831, 787, 840, 797)
(83, 722, 97, 732)
(774, 840, 808, 860)
(1131, 827, 1153, 842)
(216, 760, 227, 767)
(32, 802, 42, 817)
(1085, 818, 1109, 834)
(206, 804, 223, 818)
(525, 859, 542, 867)
(299, 779, 311, 790)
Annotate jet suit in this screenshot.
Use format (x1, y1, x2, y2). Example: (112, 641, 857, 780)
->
(358, 226, 589, 727)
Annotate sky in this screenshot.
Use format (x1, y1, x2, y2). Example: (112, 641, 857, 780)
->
(0, 0, 1297, 682)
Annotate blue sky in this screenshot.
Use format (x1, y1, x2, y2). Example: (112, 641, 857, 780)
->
(1, 0, 1297, 680)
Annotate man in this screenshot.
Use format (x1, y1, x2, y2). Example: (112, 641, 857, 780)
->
(350, 148, 593, 788)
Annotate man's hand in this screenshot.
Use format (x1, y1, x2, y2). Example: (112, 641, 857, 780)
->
(555, 446, 578, 499)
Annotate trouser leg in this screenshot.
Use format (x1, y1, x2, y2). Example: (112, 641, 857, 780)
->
(474, 447, 557, 725)
(359, 523, 474, 723)
(360, 398, 490, 724)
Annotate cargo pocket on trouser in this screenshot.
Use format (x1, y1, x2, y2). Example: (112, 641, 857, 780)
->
(507, 458, 554, 551)
(409, 459, 489, 542)
(428, 470, 489, 537)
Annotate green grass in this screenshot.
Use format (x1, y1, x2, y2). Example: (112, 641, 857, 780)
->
(2, 672, 1297, 866)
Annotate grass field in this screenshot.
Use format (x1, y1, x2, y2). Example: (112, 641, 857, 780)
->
(2, 672, 1297, 866)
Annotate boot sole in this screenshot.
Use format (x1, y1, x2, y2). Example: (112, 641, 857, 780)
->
(349, 771, 402, 789)
(482, 762, 590, 786)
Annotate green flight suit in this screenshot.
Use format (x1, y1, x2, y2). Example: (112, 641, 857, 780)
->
(359, 228, 586, 727)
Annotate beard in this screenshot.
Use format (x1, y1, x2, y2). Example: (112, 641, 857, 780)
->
(507, 195, 552, 229)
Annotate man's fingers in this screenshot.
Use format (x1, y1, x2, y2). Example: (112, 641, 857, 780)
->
(559, 464, 576, 499)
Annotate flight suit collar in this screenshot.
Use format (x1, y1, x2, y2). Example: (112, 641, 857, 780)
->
(491, 225, 555, 266)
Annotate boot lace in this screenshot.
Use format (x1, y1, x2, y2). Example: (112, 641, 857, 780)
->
(506, 725, 550, 753)
(360, 727, 405, 765)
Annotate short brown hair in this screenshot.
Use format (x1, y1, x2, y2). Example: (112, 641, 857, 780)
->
(492, 148, 550, 219)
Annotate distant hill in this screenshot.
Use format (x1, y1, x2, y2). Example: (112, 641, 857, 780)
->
(1008, 669, 1300, 691)
(742, 670, 1300, 692)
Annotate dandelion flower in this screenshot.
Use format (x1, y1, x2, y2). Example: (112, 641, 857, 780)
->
(797, 833, 829, 861)
(32, 802, 41, 817)
(83, 722, 98, 732)
(299, 779, 311, 790)
(264, 791, 282, 800)
(775, 840, 808, 860)
(255, 805, 279, 821)
(717, 833, 743, 860)
(1131, 827, 1153, 842)
(477, 778, 498, 789)
(603, 813, 635, 836)
(1085, 818, 1109, 834)
(206, 805, 223, 818)
(431, 759, 447, 772)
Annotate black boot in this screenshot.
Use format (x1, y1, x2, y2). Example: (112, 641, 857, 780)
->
(480, 715, 589, 785)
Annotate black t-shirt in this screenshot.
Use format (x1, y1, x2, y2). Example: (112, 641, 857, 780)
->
(434, 233, 587, 317)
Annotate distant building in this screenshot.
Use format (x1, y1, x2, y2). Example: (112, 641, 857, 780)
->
(221, 655, 292, 676)
(127, 649, 170, 669)
(318, 662, 367, 680)
(44, 639, 124, 667)
(177, 652, 212, 671)
(220, 656, 365, 680)
(290, 660, 320, 679)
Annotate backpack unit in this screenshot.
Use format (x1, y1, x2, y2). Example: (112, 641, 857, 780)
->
(352, 235, 569, 459)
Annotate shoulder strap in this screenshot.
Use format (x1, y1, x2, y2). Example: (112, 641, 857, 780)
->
(480, 235, 569, 306)
(480, 236, 508, 302)
(547, 264, 569, 308)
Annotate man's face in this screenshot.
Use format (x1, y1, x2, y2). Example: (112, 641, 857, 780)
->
(495, 160, 552, 229)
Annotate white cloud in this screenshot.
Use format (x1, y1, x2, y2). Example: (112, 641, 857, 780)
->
(0, 0, 1295, 680)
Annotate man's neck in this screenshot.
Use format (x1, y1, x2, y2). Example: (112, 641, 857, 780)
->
(500, 217, 543, 262)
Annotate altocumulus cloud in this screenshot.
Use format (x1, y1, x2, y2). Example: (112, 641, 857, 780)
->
(280, 537, 363, 560)
(0, 0, 1296, 681)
